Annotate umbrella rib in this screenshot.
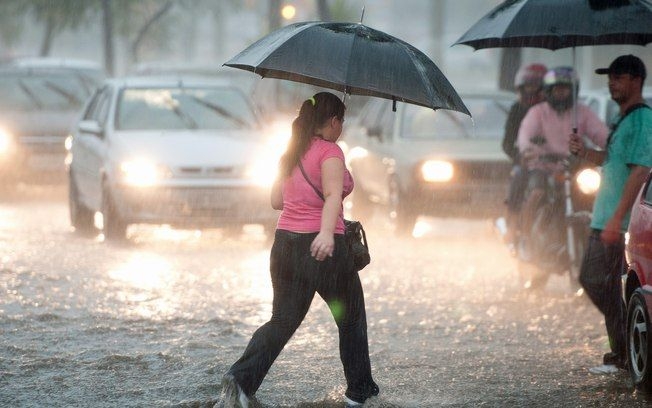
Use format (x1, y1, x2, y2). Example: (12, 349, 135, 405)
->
(342, 23, 362, 94)
(394, 39, 433, 108)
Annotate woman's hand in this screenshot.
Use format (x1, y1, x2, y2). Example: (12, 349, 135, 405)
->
(310, 232, 334, 261)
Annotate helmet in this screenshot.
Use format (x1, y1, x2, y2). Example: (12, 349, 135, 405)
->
(543, 66, 578, 89)
(514, 63, 547, 89)
(543, 66, 579, 112)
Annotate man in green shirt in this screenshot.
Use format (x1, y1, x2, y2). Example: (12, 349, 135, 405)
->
(570, 54, 652, 374)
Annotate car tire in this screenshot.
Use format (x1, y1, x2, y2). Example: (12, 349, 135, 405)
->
(68, 173, 96, 234)
(388, 177, 416, 237)
(101, 183, 127, 240)
(627, 289, 652, 392)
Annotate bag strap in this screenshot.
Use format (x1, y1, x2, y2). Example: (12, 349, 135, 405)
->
(297, 161, 355, 231)
(297, 160, 325, 202)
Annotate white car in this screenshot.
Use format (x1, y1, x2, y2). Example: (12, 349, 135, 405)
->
(67, 76, 282, 240)
(581, 87, 652, 126)
(0, 60, 103, 185)
(342, 91, 515, 234)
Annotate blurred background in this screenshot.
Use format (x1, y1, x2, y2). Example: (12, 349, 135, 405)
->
(1, 0, 651, 91)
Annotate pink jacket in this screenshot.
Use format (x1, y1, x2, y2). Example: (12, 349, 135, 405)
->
(517, 102, 608, 171)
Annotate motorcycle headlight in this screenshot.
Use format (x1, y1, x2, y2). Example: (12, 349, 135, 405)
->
(576, 168, 601, 195)
(120, 159, 169, 187)
(0, 128, 13, 154)
(421, 160, 454, 183)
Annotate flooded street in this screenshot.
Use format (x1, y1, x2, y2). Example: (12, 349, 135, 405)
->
(1, 186, 650, 407)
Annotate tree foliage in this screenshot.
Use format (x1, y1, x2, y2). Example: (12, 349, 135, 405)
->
(0, 0, 95, 55)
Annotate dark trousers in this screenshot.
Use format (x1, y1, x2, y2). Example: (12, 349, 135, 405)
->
(505, 164, 528, 213)
(228, 230, 378, 402)
(579, 229, 626, 363)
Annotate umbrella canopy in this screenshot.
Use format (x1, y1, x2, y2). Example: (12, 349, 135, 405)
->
(224, 21, 469, 116)
(455, 0, 652, 50)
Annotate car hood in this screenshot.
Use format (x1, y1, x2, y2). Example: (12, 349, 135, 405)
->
(0, 110, 79, 137)
(109, 129, 269, 166)
(390, 138, 507, 163)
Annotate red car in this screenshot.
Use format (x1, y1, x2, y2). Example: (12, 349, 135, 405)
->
(623, 169, 652, 391)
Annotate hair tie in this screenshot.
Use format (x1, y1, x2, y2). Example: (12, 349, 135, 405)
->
(308, 96, 316, 106)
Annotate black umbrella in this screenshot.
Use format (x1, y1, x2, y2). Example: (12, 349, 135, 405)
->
(454, 0, 652, 130)
(454, 0, 652, 50)
(224, 21, 469, 115)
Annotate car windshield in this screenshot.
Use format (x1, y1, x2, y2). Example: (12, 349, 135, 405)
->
(115, 87, 258, 131)
(401, 97, 511, 140)
(0, 71, 93, 111)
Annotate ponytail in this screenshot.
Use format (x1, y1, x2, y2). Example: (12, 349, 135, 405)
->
(279, 92, 345, 178)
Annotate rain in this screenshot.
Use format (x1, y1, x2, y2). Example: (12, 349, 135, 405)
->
(1, 1, 652, 407)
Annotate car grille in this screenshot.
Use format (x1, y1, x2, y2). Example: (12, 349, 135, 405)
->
(172, 165, 241, 178)
(18, 135, 66, 153)
(452, 161, 511, 183)
(121, 186, 273, 222)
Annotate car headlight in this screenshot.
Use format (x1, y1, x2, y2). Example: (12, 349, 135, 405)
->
(64, 135, 73, 151)
(0, 128, 13, 154)
(246, 121, 291, 187)
(421, 160, 454, 183)
(246, 154, 280, 187)
(576, 168, 601, 195)
(120, 159, 169, 187)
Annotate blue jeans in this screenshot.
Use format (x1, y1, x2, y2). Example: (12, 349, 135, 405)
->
(227, 230, 379, 402)
(579, 229, 626, 363)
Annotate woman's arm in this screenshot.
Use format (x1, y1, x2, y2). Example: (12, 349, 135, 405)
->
(270, 177, 283, 210)
(310, 157, 344, 261)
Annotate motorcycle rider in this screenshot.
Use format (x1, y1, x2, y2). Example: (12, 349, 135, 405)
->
(516, 66, 608, 261)
(502, 63, 548, 250)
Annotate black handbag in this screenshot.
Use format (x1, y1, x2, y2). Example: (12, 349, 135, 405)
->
(297, 162, 370, 271)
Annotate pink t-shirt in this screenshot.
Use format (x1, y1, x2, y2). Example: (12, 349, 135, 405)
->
(277, 138, 354, 234)
(517, 102, 608, 171)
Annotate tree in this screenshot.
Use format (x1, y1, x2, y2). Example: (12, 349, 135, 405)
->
(268, 0, 282, 32)
(101, 0, 114, 76)
(499, 48, 522, 91)
(108, 0, 179, 65)
(0, 0, 95, 57)
(316, 0, 332, 21)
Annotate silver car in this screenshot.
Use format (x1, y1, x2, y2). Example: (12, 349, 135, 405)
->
(342, 92, 515, 234)
(0, 61, 102, 185)
(582, 87, 652, 126)
(67, 76, 281, 240)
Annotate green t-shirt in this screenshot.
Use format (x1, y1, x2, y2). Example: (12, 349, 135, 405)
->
(591, 106, 652, 231)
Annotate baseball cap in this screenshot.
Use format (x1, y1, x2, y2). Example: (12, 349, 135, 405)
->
(595, 54, 646, 79)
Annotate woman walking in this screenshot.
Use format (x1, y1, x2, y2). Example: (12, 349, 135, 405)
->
(218, 92, 379, 408)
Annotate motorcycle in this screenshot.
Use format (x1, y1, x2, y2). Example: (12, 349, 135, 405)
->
(498, 154, 601, 290)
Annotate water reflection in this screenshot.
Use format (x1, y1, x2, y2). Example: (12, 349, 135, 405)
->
(240, 250, 273, 326)
(108, 252, 177, 318)
(0, 207, 17, 230)
(412, 219, 432, 238)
